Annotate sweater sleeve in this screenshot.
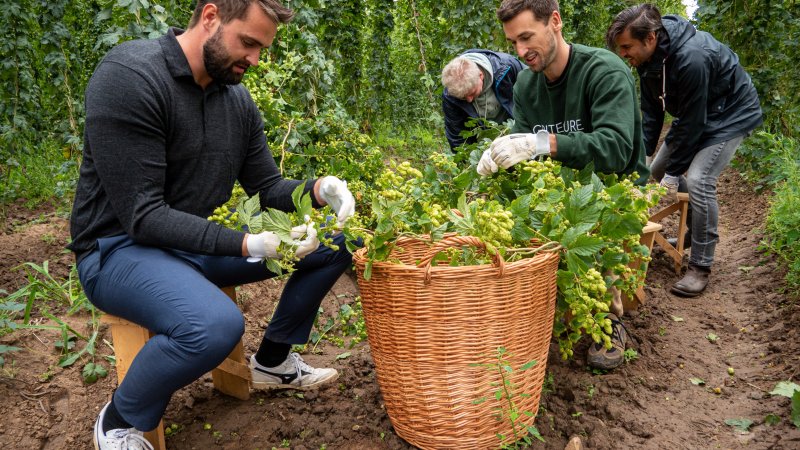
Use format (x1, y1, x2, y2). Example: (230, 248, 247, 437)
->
(85, 61, 244, 256)
(443, 93, 470, 149)
(554, 69, 638, 174)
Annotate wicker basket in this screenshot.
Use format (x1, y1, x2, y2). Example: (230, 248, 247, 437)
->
(353, 235, 560, 450)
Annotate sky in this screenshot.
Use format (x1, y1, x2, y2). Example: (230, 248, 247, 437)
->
(682, 0, 698, 18)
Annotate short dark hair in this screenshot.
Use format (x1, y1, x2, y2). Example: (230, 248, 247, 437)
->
(496, 0, 559, 24)
(606, 3, 663, 50)
(188, 0, 294, 28)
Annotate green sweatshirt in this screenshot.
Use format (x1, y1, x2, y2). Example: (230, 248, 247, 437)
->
(511, 44, 649, 184)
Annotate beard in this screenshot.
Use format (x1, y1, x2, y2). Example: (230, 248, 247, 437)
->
(203, 27, 248, 85)
(525, 30, 558, 73)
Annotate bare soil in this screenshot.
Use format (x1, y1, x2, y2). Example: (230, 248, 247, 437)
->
(1, 169, 799, 449)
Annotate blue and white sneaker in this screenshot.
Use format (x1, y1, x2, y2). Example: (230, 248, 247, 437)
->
(93, 402, 153, 450)
(250, 353, 338, 390)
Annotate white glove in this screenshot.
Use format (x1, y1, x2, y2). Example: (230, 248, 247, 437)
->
(660, 174, 680, 203)
(245, 223, 320, 262)
(476, 149, 498, 176)
(318, 176, 355, 227)
(490, 131, 551, 170)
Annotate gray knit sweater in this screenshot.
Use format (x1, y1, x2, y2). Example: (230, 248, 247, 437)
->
(69, 28, 316, 262)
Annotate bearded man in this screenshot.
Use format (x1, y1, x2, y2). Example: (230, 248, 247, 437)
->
(69, 1, 357, 448)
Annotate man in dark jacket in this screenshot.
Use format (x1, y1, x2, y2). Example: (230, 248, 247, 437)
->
(441, 49, 524, 150)
(607, 4, 762, 297)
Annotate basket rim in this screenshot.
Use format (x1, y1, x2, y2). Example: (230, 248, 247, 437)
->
(352, 234, 560, 276)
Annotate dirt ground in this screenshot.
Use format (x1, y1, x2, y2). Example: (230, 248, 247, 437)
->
(1, 169, 800, 449)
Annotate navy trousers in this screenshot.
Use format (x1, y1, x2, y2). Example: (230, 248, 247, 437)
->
(77, 232, 352, 431)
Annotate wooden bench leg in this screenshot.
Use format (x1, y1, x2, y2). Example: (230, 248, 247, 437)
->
(212, 286, 252, 400)
(101, 285, 252, 449)
(104, 318, 166, 450)
(649, 192, 690, 274)
(622, 221, 663, 312)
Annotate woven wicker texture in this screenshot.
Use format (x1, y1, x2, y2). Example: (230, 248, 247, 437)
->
(353, 235, 560, 450)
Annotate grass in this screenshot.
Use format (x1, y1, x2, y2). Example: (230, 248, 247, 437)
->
(761, 133, 800, 298)
(0, 137, 78, 225)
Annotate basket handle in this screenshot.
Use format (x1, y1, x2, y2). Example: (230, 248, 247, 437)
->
(416, 235, 506, 280)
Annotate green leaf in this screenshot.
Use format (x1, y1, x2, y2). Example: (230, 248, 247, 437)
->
(706, 333, 719, 342)
(770, 381, 800, 397)
(290, 184, 313, 219)
(237, 195, 263, 233)
(792, 391, 800, 428)
(670, 315, 684, 322)
(520, 360, 538, 371)
(764, 414, 781, 426)
(261, 209, 294, 239)
(724, 418, 753, 432)
(689, 378, 705, 385)
(567, 234, 604, 256)
(335, 352, 351, 360)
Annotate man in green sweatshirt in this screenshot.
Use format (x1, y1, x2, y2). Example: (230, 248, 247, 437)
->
(477, 0, 649, 370)
(477, 0, 649, 187)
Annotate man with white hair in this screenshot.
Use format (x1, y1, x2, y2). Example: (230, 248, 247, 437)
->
(441, 49, 524, 150)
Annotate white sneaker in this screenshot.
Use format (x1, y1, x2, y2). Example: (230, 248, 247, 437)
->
(250, 353, 339, 390)
(93, 402, 153, 450)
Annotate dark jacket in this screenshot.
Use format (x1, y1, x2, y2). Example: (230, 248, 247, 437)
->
(442, 49, 524, 150)
(637, 15, 762, 176)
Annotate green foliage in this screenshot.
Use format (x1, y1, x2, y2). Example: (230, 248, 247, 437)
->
(759, 134, 800, 297)
(1, 261, 107, 382)
(212, 184, 339, 276)
(309, 297, 368, 351)
(696, 0, 800, 138)
(770, 381, 800, 428)
(470, 347, 544, 448)
(244, 59, 384, 209)
(1, 138, 79, 212)
(352, 141, 660, 358)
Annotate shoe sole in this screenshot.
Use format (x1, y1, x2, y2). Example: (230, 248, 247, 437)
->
(251, 371, 339, 391)
(670, 286, 704, 297)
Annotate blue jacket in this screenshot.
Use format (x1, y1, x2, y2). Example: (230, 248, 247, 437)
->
(442, 49, 524, 150)
(637, 15, 762, 175)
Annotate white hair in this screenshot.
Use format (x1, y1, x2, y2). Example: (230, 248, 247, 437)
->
(441, 57, 481, 99)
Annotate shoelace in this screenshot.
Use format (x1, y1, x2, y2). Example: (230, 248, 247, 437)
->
(288, 352, 314, 386)
(609, 316, 637, 348)
(108, 429, 154, 450)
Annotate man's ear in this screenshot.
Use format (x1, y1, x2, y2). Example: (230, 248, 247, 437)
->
(201, 3, 220, 31)
(646, 31, 657, 47)
(551, 11, 563, 32)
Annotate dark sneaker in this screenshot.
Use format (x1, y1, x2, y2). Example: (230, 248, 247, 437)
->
(93, 402, 153, 450)
(250, 353, 338, 390)
(586, 313, 628, 370)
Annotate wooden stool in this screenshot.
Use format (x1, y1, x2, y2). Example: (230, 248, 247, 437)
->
(621, 220, 663, 311)
(100, 286, 252, 450)
(648, 192, 690, 273)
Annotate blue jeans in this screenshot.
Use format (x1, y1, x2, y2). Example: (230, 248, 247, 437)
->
(77, 232, 352, 431)
(650, 136, 744, 267)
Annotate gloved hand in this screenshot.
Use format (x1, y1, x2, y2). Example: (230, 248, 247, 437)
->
(476, 149, 498, 176)
(477, 131, 552, 176)
(318, 176, 355, 227)
(245, 223, 319, 262)
(660, 174, 680, 203)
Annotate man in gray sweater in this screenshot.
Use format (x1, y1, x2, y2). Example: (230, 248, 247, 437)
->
(69, 1, 356, 448)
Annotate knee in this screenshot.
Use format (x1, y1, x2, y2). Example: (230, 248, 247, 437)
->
(685, 174, 714, 199)
(172, 305, 244, 357)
